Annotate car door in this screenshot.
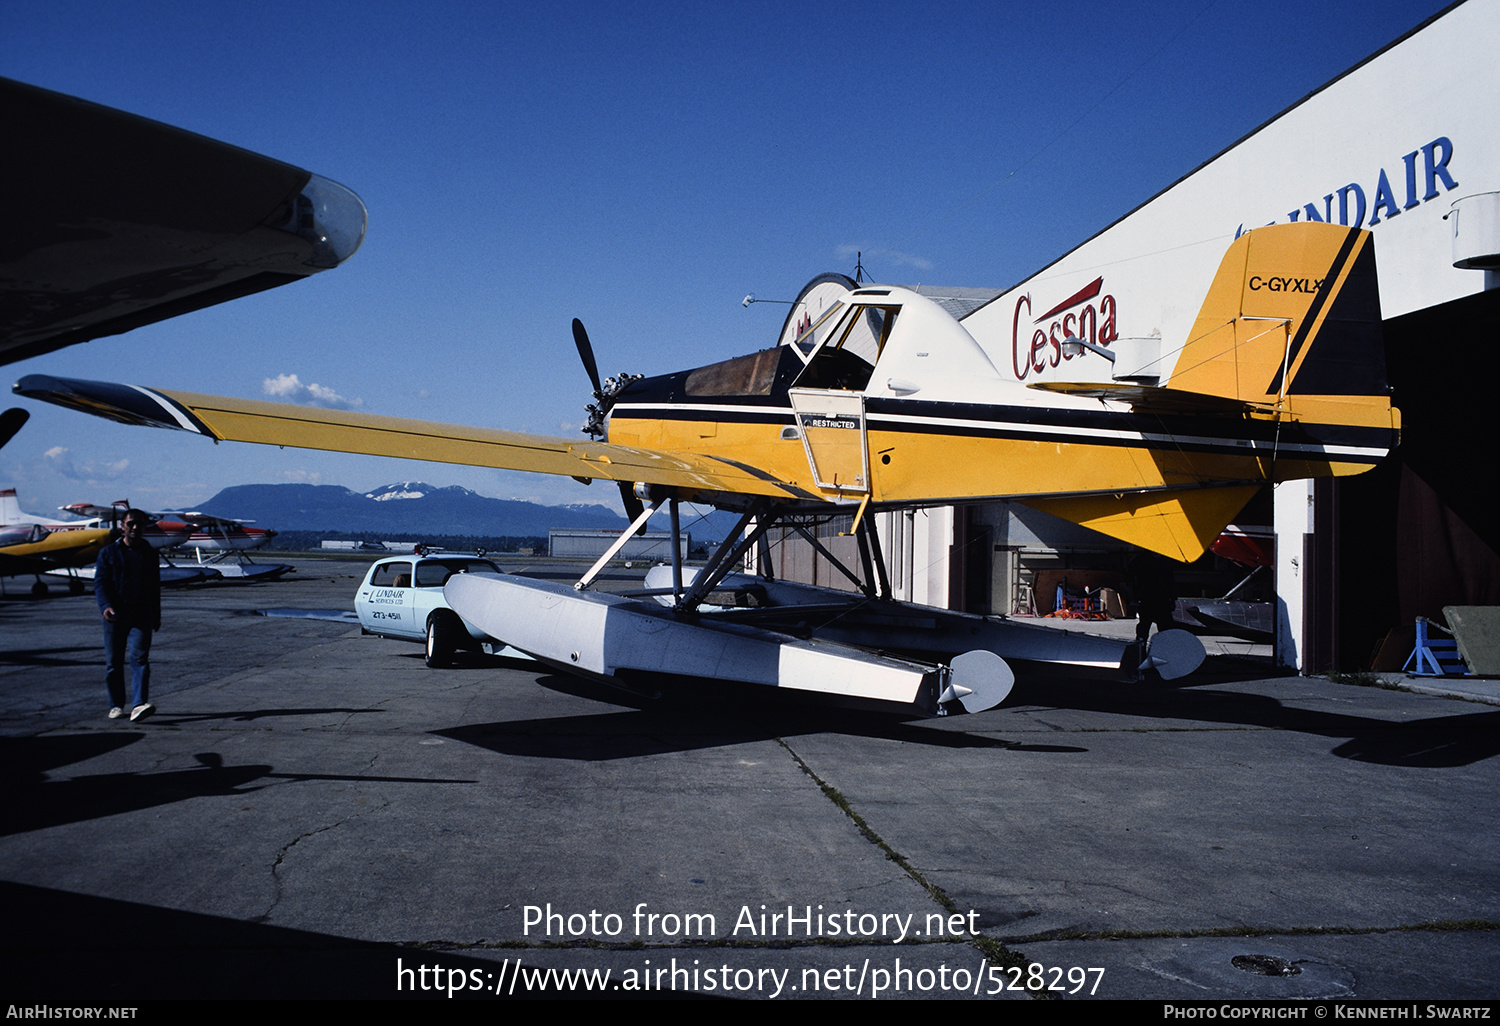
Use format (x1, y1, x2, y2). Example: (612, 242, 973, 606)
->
(356, 559, 418, 639)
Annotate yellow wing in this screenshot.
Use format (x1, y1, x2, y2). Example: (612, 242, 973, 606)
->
(10, 375, 815, 502)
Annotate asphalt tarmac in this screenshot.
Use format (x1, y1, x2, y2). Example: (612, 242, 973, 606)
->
(3, 558, 1497, 1002)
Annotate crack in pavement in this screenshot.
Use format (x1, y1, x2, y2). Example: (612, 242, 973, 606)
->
(772, 735, 1038, 988)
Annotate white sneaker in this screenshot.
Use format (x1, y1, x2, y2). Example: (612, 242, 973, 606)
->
(108, 707, 123, 719)
(129, 703, 155, 722)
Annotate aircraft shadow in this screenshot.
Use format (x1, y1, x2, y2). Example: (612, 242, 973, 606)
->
(434, 673, 1063, 761)
(4, 739, 474, 838)
(1006, 675, 1500, 767)
(1, 880, 648, 1000)
(443, 666, 1496, 766)
(0, 644, 101, 668)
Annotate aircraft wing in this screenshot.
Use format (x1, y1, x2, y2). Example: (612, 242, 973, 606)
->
(59, 503, 127, 520)
(0, 78, 366, 366)
(172, 512, 251, 528)
(11, 374, 815, 502)
(0, 408, 28, 449)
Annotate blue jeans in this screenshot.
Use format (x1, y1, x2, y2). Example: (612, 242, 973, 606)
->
(104, 620, 152, 709)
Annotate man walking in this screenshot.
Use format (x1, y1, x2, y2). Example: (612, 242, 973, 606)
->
(96, 508, 161, 722)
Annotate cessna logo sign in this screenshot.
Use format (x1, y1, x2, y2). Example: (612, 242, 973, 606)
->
(1249, 276, 1325, 293)
(1011, 276, 1117, 380)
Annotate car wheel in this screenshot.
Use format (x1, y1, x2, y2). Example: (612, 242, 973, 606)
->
(426, 615, 459, 668)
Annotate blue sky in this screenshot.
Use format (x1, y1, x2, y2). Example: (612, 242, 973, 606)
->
(2, 0, 1456, 517)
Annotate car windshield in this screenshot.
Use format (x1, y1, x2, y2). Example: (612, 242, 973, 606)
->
(414, 558, 501, 588)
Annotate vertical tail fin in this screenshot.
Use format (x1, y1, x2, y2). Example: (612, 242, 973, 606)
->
(1168, 222, 1388, 405)
(0, 487, 24, 526)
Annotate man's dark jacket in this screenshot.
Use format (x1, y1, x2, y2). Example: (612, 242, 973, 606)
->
(95, 538, 161, 630)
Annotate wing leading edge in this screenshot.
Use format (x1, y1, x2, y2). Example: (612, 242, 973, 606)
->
(10, 374, 812, 502)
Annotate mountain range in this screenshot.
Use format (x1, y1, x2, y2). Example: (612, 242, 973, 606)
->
(191, 482, 628, 538)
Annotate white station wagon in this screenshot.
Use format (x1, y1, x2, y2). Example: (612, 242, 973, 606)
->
(354, 553, 513, 667)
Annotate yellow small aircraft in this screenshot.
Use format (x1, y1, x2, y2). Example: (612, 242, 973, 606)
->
(0, 522, 114, 596)
(5, 79, 1398, 715)
(15, 221, 1396, 555)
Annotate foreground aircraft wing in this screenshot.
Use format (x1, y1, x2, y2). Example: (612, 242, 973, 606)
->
(10, 375, 815, 502)
(0, 78, 366, 366)
(0, 408, 27, 450)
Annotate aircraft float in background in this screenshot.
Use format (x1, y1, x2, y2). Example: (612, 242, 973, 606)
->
(162, 511, 289, 580)
(5, 79, 1398, 716)
(1182, 523, 1278, 642)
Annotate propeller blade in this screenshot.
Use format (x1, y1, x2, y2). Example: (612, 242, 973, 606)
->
(572, 318, 602, 394)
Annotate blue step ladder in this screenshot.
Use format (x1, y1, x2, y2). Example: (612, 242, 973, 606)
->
(1402, 617, 1470, 676)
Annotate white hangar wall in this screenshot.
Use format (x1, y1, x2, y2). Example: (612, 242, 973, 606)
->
(960, 0, 1499, 383)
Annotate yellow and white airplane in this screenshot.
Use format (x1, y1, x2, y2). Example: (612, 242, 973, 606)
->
(15, 221, 1398, 714)
(4, 79, 1398, 716)
(16, 224, 1395, 553)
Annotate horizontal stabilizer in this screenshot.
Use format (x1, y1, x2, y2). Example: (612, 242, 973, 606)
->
(0, 408, 28, 450)
(1021, 485, 1259, 562)
(1027, 382, 1266, 416)
(2, 77, 367, 367)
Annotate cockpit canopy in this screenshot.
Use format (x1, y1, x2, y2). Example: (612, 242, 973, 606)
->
(612, 283, 1001, 410)
(782, 286, 1001, 398)
(783, 297, 900, 392)
(0, 523, 51, 546)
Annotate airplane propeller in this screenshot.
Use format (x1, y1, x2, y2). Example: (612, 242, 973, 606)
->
(571, 318, 602, 395)
(571, 319, 647, 529)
